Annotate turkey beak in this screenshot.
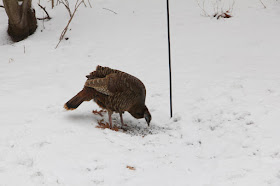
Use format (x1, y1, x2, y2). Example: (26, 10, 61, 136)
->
(144, 112, 151, 127)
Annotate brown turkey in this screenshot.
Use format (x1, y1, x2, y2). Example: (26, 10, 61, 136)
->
(64, 65, 152, 128)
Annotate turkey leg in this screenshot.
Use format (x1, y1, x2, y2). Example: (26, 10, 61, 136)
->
(108, 110, 113, 129)
(119, 113, 124, 127)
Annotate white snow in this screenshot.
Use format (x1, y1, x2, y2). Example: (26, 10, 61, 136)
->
(1, 0, 280, 185)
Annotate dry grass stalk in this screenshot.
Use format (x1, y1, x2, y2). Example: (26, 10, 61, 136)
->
(259, 0, 266, 9)
(58, 0, 72, 17)
(197, 0, 210, 17)
(87, 0, 92, 8)
(55, 0, 85, 49)
(197, 0, 235, 19)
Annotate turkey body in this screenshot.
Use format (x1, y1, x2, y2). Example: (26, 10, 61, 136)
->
(64, 65, 151, 128)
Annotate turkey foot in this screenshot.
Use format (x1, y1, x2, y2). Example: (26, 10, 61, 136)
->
(92, 109, 107, 117)
(96, 119, 119, 131)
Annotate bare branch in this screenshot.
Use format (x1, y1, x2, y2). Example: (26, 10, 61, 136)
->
(37, 3, 51, 20)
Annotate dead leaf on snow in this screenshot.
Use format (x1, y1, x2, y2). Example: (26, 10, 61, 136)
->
(126, 166, 136, 170)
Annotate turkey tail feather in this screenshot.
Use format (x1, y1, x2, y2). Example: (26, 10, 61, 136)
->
(64, 87, 94, 110)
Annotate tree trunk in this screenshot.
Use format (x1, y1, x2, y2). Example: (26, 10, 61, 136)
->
(3, 0, 37, 42)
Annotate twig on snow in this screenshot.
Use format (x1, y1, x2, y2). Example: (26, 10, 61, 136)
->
(103, 8, 118, 14)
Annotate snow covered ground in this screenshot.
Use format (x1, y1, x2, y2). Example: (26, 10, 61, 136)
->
(1, 0, 280, 185)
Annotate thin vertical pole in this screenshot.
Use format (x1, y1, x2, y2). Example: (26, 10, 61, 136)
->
(166, 0, 173, 118)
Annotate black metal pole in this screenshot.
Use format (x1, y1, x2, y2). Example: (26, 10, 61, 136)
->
(166, 0, 173, 118)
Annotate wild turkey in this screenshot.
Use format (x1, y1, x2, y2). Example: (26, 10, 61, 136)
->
(64, 65, 152, 128)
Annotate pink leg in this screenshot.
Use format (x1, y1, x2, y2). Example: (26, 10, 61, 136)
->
(120, 113, 124, 127)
